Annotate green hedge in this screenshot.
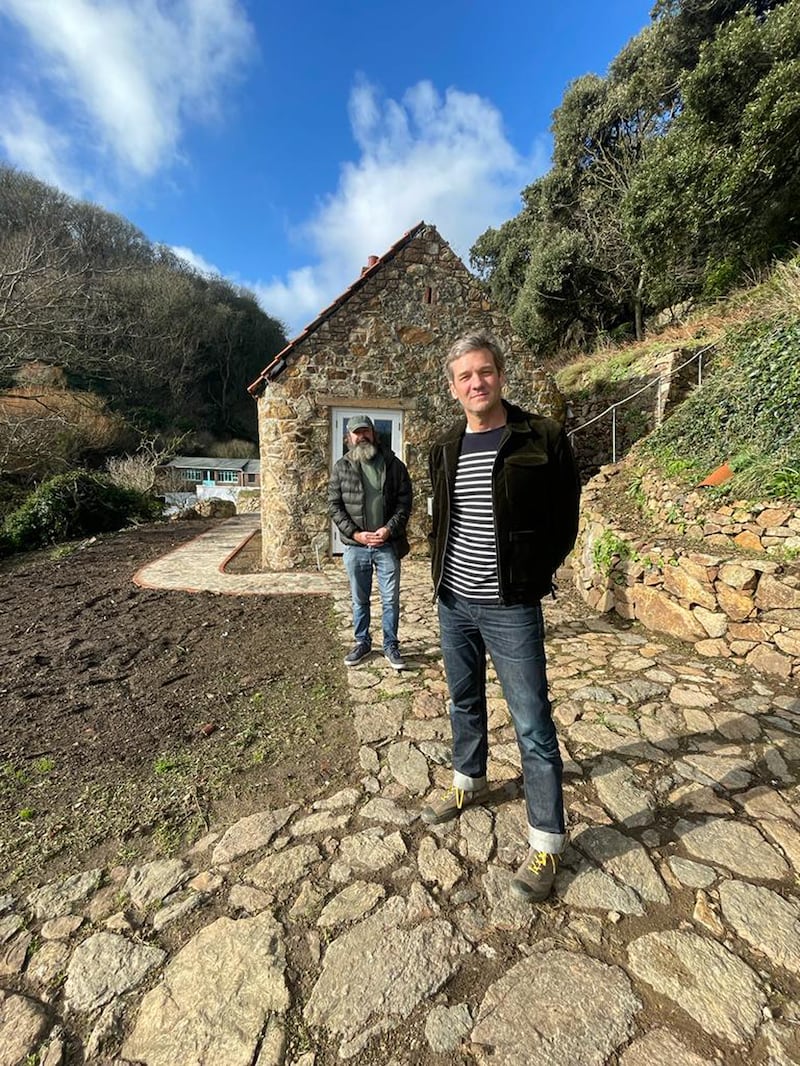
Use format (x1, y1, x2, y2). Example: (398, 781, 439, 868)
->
(0, 470, 162, 555)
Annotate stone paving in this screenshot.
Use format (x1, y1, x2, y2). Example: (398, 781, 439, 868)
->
(132, 515, 331, 595)
(2, 520, 800, 1065)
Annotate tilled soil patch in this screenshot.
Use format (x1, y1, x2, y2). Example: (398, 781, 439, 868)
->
(0, 522, 356, 890)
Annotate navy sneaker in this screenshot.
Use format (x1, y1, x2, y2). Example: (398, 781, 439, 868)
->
(384, 644, 406, 671)
(344, 643, 371, 667)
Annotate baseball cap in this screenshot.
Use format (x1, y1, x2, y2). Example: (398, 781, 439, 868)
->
(347, 415, 375, 433)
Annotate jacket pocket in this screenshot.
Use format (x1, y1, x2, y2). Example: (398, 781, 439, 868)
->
(507, 529, 553, 592)
(503, 451, 549, 495)
(504, 451, 548, 467)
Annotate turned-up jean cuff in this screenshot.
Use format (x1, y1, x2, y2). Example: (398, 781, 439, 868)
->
(452, 771, 487, 791)
(529, 826, 566, 855)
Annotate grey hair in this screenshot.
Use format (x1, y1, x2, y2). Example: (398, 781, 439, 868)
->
(444, 329, 506, 380)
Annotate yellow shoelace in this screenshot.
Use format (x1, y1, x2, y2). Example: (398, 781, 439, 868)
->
(528, 851, 559, 874)
(441, 786, 466, 809)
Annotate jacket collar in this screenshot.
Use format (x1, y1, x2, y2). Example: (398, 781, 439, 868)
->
(438, 399, 531, 445)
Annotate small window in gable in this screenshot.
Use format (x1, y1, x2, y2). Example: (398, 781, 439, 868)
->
(424, 286, 433, 304)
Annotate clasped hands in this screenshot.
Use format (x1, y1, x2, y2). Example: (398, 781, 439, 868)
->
(354, 527, 390, 547)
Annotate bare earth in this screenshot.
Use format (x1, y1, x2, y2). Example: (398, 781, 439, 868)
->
(0, 522, 356, 890)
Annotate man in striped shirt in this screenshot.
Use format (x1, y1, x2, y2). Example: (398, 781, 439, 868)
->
(422, 330, 580, 902)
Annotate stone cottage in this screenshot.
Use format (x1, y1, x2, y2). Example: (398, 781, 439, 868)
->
(247, 221, 563, 570)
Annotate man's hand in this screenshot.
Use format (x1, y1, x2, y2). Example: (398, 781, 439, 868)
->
(355, 528, 390, 546)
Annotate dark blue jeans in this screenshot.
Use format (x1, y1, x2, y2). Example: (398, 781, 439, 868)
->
(437, 587, 565, 854)
(343, 544, 400, 650)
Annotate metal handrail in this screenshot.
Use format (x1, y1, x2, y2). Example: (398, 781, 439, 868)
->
(567, 343, 715, 462)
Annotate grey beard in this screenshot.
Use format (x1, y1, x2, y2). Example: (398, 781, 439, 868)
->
(350, 441, 377, 462)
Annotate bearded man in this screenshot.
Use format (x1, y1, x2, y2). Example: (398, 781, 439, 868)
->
(328, 415, 412, 670)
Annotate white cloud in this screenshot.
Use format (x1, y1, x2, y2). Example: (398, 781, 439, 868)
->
(252, 266, 326, 334)
(170, 245, 220, 277)
(0, 93, 81, 193)
(254, 79, 547, 335)
(0, 0, 252, 180)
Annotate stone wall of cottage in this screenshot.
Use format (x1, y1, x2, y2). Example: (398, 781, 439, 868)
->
(575, 465, 800, 681)
(257, 225, 564, 570)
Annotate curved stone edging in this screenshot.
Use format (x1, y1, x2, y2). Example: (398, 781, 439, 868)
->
(132, 515, 330, 595)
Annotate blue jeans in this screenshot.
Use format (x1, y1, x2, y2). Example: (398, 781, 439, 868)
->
(343, 544, 401, 650)
(437, 588, 565, 854)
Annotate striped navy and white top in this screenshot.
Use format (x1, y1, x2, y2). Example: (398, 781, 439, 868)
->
(440, 425, 504, 602)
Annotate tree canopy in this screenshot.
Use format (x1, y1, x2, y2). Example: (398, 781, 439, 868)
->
(0, 165, 286, 470)
(472, 0, 798, 353)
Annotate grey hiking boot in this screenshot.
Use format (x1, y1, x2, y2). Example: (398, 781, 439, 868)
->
(510, 850, 560, 902)
(420, 784, 489, 825)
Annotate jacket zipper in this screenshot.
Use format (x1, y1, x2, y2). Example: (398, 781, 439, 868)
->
(492, 423, 512, 605)
(432, 443, 454, 602)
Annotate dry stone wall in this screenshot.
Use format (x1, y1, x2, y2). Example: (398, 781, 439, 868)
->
(257, 224, 563, 569)
(575, 465, 800, 681)
(637, 470, 800, 556)
(566, 381, 656, 481)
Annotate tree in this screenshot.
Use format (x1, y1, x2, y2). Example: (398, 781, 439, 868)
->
(472, 14, 688, 349)
(471, 0, 798, 352)
(0, 228, 104, 383)
(626, 0, 800, 300)
(0, 164, 287, 450)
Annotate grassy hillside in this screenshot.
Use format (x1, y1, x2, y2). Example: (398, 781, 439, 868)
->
(555, 255, 800, 505)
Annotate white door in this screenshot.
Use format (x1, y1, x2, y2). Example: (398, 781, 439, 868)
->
(330, 407, 404, 555)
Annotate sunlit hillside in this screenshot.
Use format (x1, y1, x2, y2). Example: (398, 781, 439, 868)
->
(555, 254, 800, 506)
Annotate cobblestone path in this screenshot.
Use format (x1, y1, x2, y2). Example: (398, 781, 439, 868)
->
(2, 522, 799, 1065)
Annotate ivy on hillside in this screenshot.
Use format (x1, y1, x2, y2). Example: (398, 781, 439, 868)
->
(642, 317, 800, 501)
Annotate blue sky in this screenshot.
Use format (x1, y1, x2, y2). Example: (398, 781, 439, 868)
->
(0, 1, 654, 335)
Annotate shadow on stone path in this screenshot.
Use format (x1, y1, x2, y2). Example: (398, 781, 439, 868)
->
(2, 517, 800, 1065)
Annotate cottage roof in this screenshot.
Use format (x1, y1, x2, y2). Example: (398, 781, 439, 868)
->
(247, 220, 427, 396)
(166, 457, 259, 472)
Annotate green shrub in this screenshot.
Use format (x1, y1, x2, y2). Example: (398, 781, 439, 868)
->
(702, 258, 740, 300)
(0, 479, 29, 522)
(592, 530, 633, 575)
(625, 471, 647, 513)
(1, 470, 161, 554)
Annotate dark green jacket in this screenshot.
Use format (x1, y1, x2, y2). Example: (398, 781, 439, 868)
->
(428, 400, 580, 603)
(328, 444, 412, 557)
